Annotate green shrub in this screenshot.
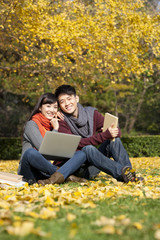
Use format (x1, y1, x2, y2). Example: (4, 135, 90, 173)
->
(121, 135, 160, 157)
(0, 137, 22, 160)
(0, 136, 159, 160)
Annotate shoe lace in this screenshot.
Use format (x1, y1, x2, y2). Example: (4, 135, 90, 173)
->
(126, 171, 135, 181)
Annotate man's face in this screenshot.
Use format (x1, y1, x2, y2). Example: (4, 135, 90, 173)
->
(58, 94, 79, 117)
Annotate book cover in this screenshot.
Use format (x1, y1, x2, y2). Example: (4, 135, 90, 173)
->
(103, 113, 118, 132)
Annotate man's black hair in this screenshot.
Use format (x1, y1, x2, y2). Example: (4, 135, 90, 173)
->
(55, 85, 76, 98)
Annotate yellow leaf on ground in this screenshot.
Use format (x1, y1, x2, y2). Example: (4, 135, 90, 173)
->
(133, 222, 143, 230)
(96, 225, 116, 234)
(6, 221, 34, 236)
(67, 213, 76, 222)
(45, 196, 55, 205)
(93, 216, 115, 226)
(155, 230, 160, 240)
(31, 227, 51, 237)
(69, 223, 78, 238)
(26, 211, 39, 218)
(115, 215, 127, 220)
(39, 207, 57, 219)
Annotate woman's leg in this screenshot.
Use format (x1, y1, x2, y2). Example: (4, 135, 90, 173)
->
(37, 150, 87, 185)
(19, 148, 57, 182)
(20, 148, 87, 184)
(57, 150, 87, 179)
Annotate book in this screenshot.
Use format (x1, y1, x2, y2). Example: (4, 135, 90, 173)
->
(0, 179, 26, 187)
(0, 171, 23, 183)
(103, 113, 118, 132)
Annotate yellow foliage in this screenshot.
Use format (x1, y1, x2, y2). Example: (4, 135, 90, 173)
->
(0, 0, 159, 96)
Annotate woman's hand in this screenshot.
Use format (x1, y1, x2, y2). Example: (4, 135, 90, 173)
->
(50, 115, 59, 130)
(50, 112, 64, 130)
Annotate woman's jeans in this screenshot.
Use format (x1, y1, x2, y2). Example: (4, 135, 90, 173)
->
(82, 138, 132, 181)
(19, 148, 87, 182)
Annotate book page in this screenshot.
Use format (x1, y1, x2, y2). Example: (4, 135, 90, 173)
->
(0, 171, 23, 182)
(0, 179, 26, 187)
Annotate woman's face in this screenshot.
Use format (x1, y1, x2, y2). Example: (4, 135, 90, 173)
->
(39, 102, 58, 120)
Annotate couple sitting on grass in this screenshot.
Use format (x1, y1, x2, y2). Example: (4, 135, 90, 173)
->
(18, 84, 144, 185)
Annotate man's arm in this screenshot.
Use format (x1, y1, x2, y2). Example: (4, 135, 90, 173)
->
(58, 120, 73, 135)
(58, 116, 120, 150)
(93, 110, 104, 133)
(78, 129, 113, 149)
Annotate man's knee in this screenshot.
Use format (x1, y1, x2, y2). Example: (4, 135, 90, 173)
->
(114, 137, 123, 146)
(115, 137, 120, 143)
(75, 150, 86, 157)
(82, 145, 96, 155)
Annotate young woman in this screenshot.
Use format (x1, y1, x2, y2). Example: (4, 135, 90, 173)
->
(18, 93, 87, 185)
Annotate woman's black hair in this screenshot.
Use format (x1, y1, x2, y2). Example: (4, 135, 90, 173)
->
(28, 93, 57, 120)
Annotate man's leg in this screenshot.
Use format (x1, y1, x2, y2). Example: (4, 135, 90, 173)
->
(73, 163, 100, 179)
(82, 139, 132, 181)
(98, 138, 132, 168)
(82, 145, 123, 180)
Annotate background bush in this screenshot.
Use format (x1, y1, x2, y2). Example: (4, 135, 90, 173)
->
(0, 138, 22, 160)
(122, 135, 160, 157)
(0, 136, 159, 160)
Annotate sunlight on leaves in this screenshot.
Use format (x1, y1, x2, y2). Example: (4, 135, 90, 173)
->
(0, 157, 159, 238)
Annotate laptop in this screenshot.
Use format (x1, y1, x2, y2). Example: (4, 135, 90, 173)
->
(39, 131, 81, 160)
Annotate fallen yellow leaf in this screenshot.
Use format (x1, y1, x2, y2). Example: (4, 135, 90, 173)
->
(6, 221, 34, 236)
(96, 225, 116, 234)
(155, 229, 160, 240)
(93, 216, 115, 226)
(133, 222, 143, 230)
(67, 213, 76, 222)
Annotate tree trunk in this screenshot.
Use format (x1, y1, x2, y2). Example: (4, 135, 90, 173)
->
(128, 87, 146, 133)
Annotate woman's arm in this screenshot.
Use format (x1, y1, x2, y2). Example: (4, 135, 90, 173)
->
(23, 121, 43, 150)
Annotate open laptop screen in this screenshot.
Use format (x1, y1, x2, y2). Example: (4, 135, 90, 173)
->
(39, 131, 81, 160)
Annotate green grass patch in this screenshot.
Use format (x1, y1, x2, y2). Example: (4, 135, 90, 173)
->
(0, 197, 159, 240)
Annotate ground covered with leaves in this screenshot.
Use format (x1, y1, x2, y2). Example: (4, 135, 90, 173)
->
(0, 157, 160, 240)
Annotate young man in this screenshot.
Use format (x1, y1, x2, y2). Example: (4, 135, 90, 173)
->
(55, 85, 144, 183)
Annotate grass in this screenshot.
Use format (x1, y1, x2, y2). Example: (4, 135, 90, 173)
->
(0, 157, 160, 240)
(0, 197, 160, 240)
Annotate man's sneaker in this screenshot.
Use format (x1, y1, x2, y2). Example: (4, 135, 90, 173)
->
(121, 166, 144, 183)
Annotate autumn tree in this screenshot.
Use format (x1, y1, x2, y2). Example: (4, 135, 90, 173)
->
(0, 0, 160, 134)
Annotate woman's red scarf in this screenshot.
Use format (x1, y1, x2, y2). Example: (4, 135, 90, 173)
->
(31, 113, 52, 137)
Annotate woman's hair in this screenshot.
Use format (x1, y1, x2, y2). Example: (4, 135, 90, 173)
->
(28, 92, 57, 120)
